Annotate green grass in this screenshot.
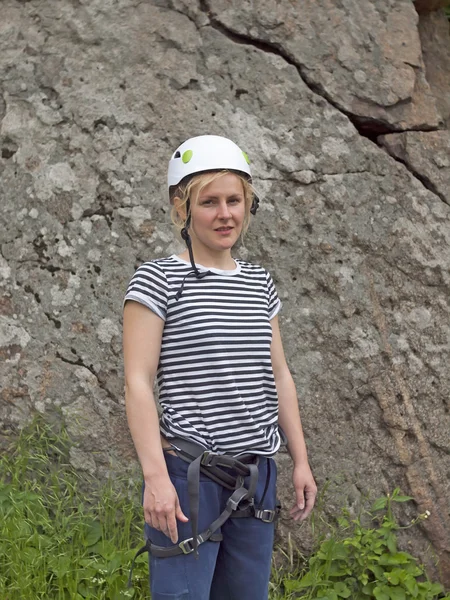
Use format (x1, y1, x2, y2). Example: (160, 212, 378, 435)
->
(1, 418, 449, 599)
(0, 418, 148, 599)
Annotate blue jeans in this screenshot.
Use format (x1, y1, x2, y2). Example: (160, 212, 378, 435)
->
(144, 452, 277, 600)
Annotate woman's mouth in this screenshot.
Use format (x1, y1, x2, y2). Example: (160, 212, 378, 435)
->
(215, 226, 233, 235)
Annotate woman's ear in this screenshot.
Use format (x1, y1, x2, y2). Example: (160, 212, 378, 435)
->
(173, 196, 187, 221)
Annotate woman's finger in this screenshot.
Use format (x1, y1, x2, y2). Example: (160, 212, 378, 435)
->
(166, 510, 179, 544)
(290, 505, 304, 520)
(144, 509, 154, 529)
(301, 490, 316, 520)
(153, 512, 170, 538)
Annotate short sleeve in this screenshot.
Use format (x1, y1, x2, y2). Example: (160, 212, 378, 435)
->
(123, 262, 169, 321)
(265, 270, 282, 320)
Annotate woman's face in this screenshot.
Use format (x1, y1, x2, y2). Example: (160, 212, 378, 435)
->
(188, 173, 246, 253)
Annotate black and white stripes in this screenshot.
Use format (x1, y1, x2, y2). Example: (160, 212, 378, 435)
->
(124, 255, 281, 456)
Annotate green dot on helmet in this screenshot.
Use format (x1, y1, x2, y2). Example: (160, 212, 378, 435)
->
(182, 150, 193, 164)
(242, 151, 250, 165)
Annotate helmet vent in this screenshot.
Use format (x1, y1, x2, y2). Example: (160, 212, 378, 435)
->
(174, 151, 181, 159)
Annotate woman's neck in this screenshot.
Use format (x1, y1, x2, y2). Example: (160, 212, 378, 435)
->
(178, 246, 236, 271)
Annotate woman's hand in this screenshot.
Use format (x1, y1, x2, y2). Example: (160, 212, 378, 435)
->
(144, 474, 189, 543)
(289, 463, 317, 522)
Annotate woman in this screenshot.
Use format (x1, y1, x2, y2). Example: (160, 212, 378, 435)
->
(123, 135, 317, 600)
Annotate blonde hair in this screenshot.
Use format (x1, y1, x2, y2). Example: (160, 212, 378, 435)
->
(170, 170, 255, 237)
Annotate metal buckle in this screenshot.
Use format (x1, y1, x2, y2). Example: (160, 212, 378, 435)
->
(201, 451, 214, 466)
(178, 537, 194, 554)
(254, 509, 276, 523)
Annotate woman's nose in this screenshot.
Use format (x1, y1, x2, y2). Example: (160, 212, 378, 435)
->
(217, 200, 231, 218)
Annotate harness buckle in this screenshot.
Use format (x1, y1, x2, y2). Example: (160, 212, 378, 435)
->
(178, 537, 195, 554)
(227, 497, 240, 510)
(254, 508, 276, 523)
(201, 451, 215, 466)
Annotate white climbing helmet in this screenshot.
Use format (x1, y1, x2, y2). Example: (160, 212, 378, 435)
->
(167, 134, 253, 191)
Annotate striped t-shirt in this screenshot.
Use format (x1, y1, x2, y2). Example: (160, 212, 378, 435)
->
(124, 254, 282, 456)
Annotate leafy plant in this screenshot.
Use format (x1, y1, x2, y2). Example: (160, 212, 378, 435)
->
(281, 488, 449, 600)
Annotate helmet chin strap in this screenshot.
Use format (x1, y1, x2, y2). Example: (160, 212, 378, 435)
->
(181, 218, 203, 279)
(180, 201, 210, 280)
(176, 213, 210, 301)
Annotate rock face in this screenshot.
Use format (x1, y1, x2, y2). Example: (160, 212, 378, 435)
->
(379, 131, 450, 205)
(0, 0, 449, 586)
(419, 9, 450, 127)
(204, 0, 443, 131)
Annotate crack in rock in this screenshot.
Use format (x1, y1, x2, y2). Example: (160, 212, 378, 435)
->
(198, 0, 447, 206)
(378, 131, 450, 206)
(379, 143, 448, 205)
(44, 312, 62, 329)
(56, 350, 88, 370)
(56, 351, 119, 404)
(198, 0, 434, 139)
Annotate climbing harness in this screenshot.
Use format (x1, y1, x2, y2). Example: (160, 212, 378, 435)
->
(128, 435, 282, 587)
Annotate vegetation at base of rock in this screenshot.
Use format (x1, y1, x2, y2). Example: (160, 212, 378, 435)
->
(1, 418, 449, 599)
(0, 417, 149, 599)
(271, 489, 449, 600)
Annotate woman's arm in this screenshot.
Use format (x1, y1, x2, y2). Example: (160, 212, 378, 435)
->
(123, 301, 188, 542)
(271, 315, 317, 521)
